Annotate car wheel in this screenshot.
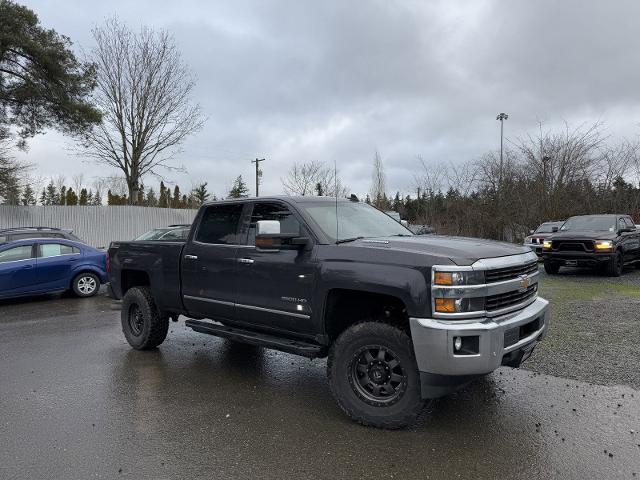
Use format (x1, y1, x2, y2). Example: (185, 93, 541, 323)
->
(327, 321, 424, 429)
(543, 261, 560, 275)
(121, 286, 169, 350)
(72, 273, 100, 297)
(607, 251, 624, 277)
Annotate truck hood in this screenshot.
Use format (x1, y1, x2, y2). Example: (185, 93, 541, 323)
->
(347, 235, 532, 266)
(549, 230, 616, 241)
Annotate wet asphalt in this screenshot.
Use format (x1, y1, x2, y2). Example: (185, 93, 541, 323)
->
(1, 292, 639, 480)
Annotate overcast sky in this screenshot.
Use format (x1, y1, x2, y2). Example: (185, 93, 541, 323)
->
(17, 0, 640, 198)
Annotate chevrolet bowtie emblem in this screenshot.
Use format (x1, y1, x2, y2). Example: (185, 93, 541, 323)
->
(518, 275, 530, 291)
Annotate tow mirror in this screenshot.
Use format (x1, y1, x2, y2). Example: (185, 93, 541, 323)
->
(255, 220, 309, 250)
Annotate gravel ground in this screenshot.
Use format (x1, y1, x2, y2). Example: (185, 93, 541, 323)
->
(525, 265, 640, 389)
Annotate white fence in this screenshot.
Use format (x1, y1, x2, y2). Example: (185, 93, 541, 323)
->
(0, 206, 198, 248)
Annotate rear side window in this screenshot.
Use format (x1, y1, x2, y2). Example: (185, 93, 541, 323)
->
(0, 245, 33, 263)
(196, 204, 243, 245)
(40, 244, 80, 257)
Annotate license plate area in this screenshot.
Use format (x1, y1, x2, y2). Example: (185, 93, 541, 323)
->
(564, 259, 577, 266)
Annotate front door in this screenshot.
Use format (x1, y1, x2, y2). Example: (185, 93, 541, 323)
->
(181, 202, 246, 321)
(0, 244, 37, 296)
(233, 201, 317, 335)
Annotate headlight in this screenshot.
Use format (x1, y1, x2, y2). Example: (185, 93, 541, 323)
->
(524, 236, 532, 244)
(595, 240, 613, 251)
(543, 240, 552, 250)
(434, 297, 485, 313)
(433, 270, 485, 286)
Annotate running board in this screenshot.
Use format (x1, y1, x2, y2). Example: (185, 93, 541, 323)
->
(185, 319, 325, 358)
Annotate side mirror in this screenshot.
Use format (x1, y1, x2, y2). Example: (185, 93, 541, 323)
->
(529, 229, 535, 235)
(255, 220, 309, 250)
(552, 226, 559, 232)
(400, 220, 409, 227)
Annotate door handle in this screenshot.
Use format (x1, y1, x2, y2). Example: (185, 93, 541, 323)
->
(21, 264, 34, 270)
(184, 255, 198, 260)
(237, 258, 255, 264)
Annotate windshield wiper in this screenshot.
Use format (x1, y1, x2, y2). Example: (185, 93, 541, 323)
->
(336, 236, 365, 244)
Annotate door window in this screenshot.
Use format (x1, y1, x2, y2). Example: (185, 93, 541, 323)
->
(623, 217, 635, 229)
(246, 202, 301, 246)
(0, 245, 33, 263)
(39, 244, 80, 257)
(195, 204, 244, 245)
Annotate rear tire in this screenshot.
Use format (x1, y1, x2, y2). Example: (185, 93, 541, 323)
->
(543, 261, 560, 275)
(327, 321, 424, 429)
(121, 286, 169, 350)
(607, 251, 624, 277)
(72, 272, 100, 297)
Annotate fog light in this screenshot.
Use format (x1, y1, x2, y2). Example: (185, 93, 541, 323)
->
(454, 336, 462, 351)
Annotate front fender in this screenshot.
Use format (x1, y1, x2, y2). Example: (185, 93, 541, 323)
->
(316, 261, 430, 318)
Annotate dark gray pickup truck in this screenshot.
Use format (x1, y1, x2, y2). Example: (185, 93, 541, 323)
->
(108, 196, 549, 428)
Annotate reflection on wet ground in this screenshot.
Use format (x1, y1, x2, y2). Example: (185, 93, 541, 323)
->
(1, 294, 639, 479)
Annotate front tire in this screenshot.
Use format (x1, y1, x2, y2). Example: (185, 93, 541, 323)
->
(543, 261, 560, 275)
(607, 251, 624, 277)
(121, 286, 169, 350)
(72, 272, 100, 297)
(327, 322, 424, 429)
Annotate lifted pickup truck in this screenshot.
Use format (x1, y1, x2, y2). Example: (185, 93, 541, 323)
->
(542, 214, 640, 276)
(108, 196, 549, 428)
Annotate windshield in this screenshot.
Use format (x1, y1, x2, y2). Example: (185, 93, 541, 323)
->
(136, 228, 171, 240)
(560, 216, 616, 233)
(300, 201, 412, 242)
(535, 223, 559, 234)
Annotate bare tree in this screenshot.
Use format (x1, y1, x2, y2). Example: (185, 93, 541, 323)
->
(78, 18, 205, 203)
(370, 151, 387, 207)
(281, 159, 348, 197)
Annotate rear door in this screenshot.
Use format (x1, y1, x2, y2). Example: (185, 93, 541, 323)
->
(0, 244, 37, 295)
(181, 203, 246, 321)
(35, 242, 82, 290)
(233, 201, 317, 335)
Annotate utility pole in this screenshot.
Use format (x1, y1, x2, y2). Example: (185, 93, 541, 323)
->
(496, 112, 509, 190)
(251, 158, 266, 197)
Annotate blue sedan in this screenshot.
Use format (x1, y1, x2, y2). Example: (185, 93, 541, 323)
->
(0, 238, 108, 300)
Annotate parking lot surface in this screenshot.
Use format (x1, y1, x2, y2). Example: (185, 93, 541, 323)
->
(1, 282, 639, 480)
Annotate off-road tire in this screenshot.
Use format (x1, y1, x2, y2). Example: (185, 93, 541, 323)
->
(607, 251, 624, 277)
(121, 286, 169, 350)
(71, 272, 100, 297)
(327, 321, 424, 429)
(543, 261, 560, 275)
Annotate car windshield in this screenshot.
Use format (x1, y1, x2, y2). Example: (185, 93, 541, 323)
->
(535, 223, 559, 234)
(560, 216, 616, 232)
(136, 228, 172, 240)
(300, 201, 412, 242)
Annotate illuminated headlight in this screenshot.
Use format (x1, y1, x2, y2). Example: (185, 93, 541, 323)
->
(543, 240, 552, 250)
(434, 297, 485, 313)
(595, 240, 613, 251)
(433, 270, 485, 286)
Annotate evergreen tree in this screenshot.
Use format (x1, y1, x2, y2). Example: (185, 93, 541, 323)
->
(39, 188, 46, 205)
(79, 188, 88, 205)
(58, 186, 66, 205)
(92, 189, 102, 206)
(146, 188, 158, 207)
(228, 175, 249, 198)
(158, 181, 168, 208)
(65, 187, 78, 205)
(172, 185, 182, 208)
(86, 190, 94, 205)
(44, 181, 57, 205)
(21, 184, 36, 205)
(191, 182, 210, 206)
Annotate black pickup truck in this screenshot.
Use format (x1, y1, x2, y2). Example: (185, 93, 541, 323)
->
(542, 214, 640, 276)
(108, 196, 549, 428)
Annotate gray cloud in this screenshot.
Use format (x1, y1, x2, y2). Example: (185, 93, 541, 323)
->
(16, 0, 640, 198)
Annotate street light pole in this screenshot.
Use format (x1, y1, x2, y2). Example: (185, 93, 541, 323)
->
(251, 158, 266, 197)
(496, 112, 509, 189)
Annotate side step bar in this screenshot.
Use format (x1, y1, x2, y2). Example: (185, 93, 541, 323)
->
(185, 319, 326, 358)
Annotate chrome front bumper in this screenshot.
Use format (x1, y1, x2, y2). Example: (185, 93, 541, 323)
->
(409, 297, 549, 376)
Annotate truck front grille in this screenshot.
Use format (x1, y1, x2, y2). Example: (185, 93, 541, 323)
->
(485, 261, 538, 283)
(552, 240, 594, 252)
(485, 284, 537, 312)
